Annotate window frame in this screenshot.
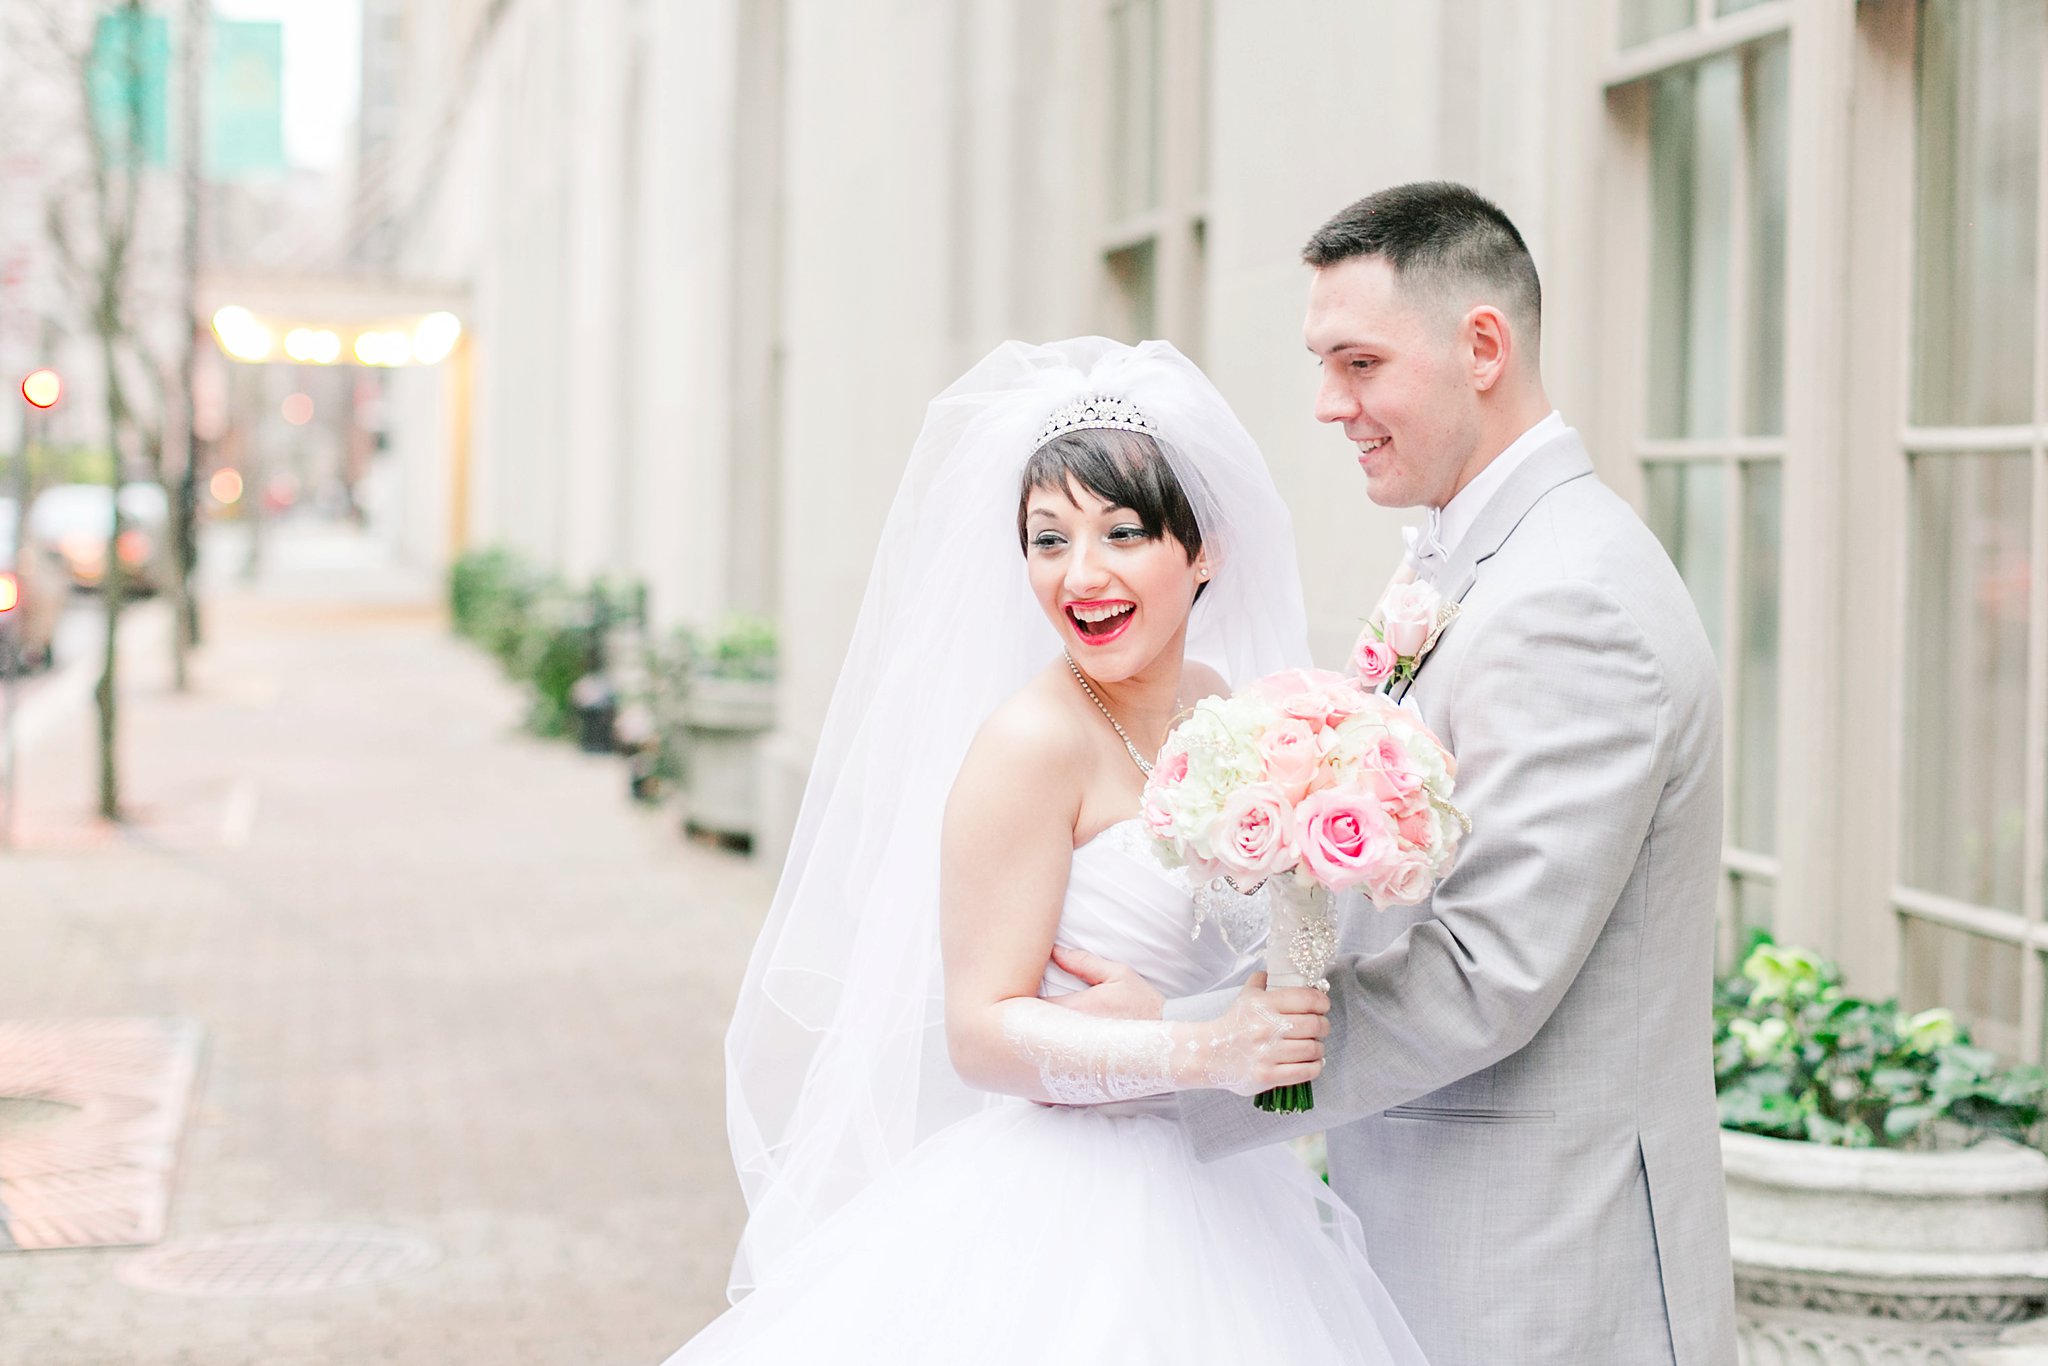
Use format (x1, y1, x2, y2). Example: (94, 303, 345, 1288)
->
(1606, 3, 1794, 965)
(1098, 0, 1209, 356)
(1600, 0, 2048, 1062)
(1890, 0, 2048, 1059)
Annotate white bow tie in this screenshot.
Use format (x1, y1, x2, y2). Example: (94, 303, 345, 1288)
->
(1402, 508, 1451, 574)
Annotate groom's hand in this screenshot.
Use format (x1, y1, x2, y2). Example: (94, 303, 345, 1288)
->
(1047, 945, 1168, 1020)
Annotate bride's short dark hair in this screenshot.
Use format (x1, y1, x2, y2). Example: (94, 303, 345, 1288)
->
(1016, 427, 1206, 566)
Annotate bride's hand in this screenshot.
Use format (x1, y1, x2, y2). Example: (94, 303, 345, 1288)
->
(1178, 974, 1330, 1097)
(1047, 944, 1167, 1020)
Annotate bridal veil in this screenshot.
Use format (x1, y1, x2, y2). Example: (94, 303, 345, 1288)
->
(721, 337, 1310, 1298)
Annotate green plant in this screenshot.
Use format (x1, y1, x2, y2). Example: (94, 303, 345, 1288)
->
(618, 626, 696, 799)
(447, 547, 555, 682)
(449, 547, 526, 639)
(0, 444, 118, 491)
(691, 614, 777, 682)
(517, 601, 593, 738)
(1715, 935, 2047, 1149)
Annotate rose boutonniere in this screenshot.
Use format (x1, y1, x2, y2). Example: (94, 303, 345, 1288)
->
(1351, 572, 1459, 690)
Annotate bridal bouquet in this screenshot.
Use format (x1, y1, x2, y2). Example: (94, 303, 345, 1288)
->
(1141, 667, 1466, 1112)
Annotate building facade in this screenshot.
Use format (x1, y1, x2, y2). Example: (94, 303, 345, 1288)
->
(367, 0, 2048, 1061)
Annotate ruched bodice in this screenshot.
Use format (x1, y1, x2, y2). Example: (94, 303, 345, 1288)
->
(1039, 819, 1264, 1001)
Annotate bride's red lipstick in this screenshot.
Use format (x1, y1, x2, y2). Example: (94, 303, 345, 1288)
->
(1065, 598, 1136, 646)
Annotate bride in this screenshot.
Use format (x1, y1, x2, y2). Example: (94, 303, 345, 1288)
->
(664, 338, 1424, 1363)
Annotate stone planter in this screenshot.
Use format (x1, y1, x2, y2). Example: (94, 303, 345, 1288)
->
(1966, 1320, 2048, 1365)
(1723, 1128, 2048, 1365)
(679, 676, 775, 845)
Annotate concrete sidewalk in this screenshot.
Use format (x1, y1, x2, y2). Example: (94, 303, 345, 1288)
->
(0, 523, 772, 1364)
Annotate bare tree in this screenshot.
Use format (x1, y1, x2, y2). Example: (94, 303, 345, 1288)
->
(30, 0, 176, 820)
(170, 0, 203, 676)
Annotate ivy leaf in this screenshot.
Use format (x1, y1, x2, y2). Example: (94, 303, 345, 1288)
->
(1882, 1104, 1938, 1142)
(1716, 943, 2042, 1150)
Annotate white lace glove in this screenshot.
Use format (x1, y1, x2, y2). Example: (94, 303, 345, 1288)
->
(1000, 978, 1318, 1104)
(1175, 990, 1304, 1097)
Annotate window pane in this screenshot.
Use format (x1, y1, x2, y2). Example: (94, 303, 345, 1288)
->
(1744, 38, 1788, 437)
(1621, 0, 1692, 49)
(1111, 0, 1161, 221)
(1734, 461, 1781, 853)
(1194, 0, 1212, 198)
(1913, 0, 2041, 427)
(1717, 0, 1772, 13)
(1647, 69, 1695, 439)
(1720, 875, 1776, 975)
(1902, 916, 2024, 1061)
(1648, 56, 1739, 439)
(1106, 238, 1157, 341)
(1733, 875, 1775, 945)
(1645, 462, 1728, 663)
(1903, 453, 2033, 912)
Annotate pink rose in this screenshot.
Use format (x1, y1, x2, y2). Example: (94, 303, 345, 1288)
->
(1311, 683, 1371, 727)
(1394, 804, 1433, 848)
(1363, 735, 1424, 804)
(1141, 791, 1178, 841)
(1293, 784, 1398, 892)
(1152, 748, 1190, 787)
(1250, 667, 1370, 728)
(1378, 581, 1441, 658)
(1213, 783, 1298, 881)
(1248, 667, 1333, 701)
(1256, 720, 1320, 802)
(1368, 853, 1436, 908)
(1352, 632, 1397, 684)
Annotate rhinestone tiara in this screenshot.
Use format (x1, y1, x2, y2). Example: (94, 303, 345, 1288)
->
(1031, 394, 1159, 453)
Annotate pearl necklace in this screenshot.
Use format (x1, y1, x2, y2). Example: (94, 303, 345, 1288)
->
(1064, 651, 1178, 776)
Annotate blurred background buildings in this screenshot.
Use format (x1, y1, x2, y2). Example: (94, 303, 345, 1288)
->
(2, 0, 2044, 1064)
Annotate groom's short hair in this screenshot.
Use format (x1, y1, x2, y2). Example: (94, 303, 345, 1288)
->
(1304, 182, 1542, 352)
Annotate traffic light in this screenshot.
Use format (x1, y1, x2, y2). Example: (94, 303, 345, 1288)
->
(20, 369, 60, 409)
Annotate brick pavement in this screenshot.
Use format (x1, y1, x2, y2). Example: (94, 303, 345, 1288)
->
(0, 524, 773, 1365)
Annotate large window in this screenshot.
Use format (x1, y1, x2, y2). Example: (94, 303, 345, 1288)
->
(1101, 0, 1208, 354)
(1896, 0, 2048, 1062)
(1623, 11, 1791, 960)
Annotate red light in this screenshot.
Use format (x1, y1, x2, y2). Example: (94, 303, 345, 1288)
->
(117, 530, 150, 566)
(0, 572, 17, 613)
(20, 369, 60, 409)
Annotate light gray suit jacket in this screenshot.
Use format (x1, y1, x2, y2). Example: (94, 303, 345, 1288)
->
(1175, 432, 1738, 1366)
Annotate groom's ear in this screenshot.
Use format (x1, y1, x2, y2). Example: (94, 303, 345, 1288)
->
(1465, 304, 1513, 393)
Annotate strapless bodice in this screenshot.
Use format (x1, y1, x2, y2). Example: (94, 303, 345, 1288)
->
(1039, 819, 1264, 1000)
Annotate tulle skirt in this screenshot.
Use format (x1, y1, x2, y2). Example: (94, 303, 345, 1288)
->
(665, 1100, 1427, 1364)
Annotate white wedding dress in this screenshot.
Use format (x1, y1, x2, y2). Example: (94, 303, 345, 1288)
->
(666, 819, 1427, 1364)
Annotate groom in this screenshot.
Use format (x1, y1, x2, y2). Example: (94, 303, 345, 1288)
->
(1057, 182, 1739, 1365)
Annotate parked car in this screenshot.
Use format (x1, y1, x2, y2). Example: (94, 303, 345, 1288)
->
(27, 482, 172, 594)
(0, 499, 65, 672)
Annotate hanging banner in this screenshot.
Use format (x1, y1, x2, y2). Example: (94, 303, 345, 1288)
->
(206, 20, 285, 179)
(88, 11, 171, 169)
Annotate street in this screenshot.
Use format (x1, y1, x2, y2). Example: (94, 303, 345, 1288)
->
(2, 590, 133, 790)
(0, 522, 769, 1365)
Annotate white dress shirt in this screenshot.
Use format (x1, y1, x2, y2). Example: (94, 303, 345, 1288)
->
(1406, 410, 1566, 570)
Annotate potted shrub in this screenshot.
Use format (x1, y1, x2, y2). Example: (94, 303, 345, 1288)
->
(509, 589, 591, 739)
(678, 615, 777, 848)
(617, 627, 691, 805)
(1716, 938, 2048, 1364)
(566, 580, 645, 755)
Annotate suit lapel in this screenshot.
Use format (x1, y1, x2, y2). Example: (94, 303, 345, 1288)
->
(1390, 432, 1596, 704)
